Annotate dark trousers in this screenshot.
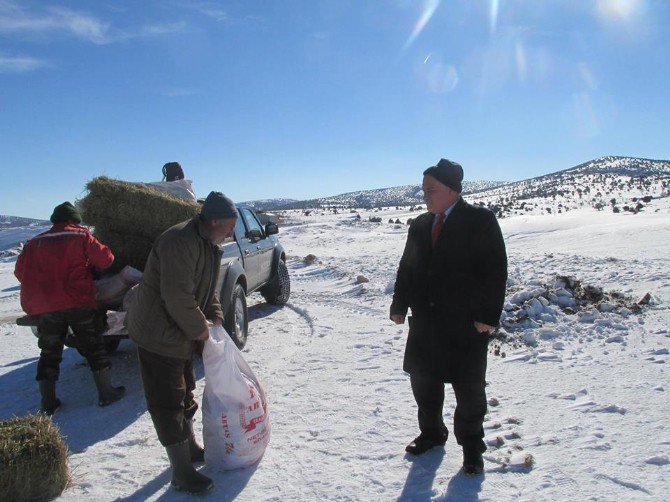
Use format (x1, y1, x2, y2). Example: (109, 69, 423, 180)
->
(410, 371, 487, 448)
(137, 346, 198, 447)
(36, 308, 109, 382)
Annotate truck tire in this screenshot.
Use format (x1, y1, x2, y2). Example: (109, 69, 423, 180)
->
(261, 260, 290, 305)
(225, 284, 248, 349)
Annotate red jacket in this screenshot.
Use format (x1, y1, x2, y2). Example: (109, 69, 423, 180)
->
(14, 223, 114, 316)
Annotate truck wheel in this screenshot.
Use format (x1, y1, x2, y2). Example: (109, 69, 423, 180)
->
(104, 338, 121, 354)
(225, 284, 248, 349)
(262, 260, 291, 305)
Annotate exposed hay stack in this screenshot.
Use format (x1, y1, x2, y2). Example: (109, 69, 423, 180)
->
(93, 227, 154, 272)
(78, 176, 200, 271)
(0, 414, 70, 501)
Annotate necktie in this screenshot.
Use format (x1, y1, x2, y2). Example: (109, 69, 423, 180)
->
(431, 212, 445, 247)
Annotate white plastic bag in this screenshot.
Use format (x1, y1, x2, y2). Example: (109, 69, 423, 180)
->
(141, 179, 197, 202)
(95, 266, 143, 308)
(202, 325, 270, 470)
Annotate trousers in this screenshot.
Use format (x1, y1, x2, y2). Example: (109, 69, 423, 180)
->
(36, 307, 109, 381)
(137, 346, 198, 446)
(410, 371, 487, 448)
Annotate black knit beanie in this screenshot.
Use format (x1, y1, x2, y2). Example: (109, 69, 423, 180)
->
(423, 158, 464, 193)
(50, 202, 82, 224)
(200, 191, 238, 220)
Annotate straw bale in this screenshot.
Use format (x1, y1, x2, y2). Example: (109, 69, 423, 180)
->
(0, 414, 70, 501)
(93, 227, 155, 273)
(79, 176, 199, 241)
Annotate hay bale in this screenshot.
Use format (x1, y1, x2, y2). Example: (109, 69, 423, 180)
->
(93, 227, 155, 273)
(0, 414, 70, 501)
(79, 176, 199, 241)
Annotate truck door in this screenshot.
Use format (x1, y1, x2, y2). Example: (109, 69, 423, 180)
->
(243, 208, 275, 284)
(238, 207, 267, 290)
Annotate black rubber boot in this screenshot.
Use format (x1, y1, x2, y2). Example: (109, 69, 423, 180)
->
(166, 440, 214, 493)
(38, 380, 61, 416)
(92, 368, 126, 406)
(185, 419, 205, 463)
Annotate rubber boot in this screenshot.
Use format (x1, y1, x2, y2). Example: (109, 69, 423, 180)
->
(92, 368, 126, 407)
(38, 380, 61, 416)
(185, 419, 205, 463)
(166, 440, 214, 493)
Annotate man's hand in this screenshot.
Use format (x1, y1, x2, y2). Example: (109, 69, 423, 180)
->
(391, 314, 406, 325)
(474, 321, 494, 334)
(197, 328, 210, 341)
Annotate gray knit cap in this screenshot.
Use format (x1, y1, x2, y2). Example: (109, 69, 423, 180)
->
(200, 191, 238, 220)
(423, 158, 464, 193)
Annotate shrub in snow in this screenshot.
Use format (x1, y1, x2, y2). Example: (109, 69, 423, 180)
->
(355, 275, 369, 284)
(303, 254, 318, 265)
(0, 414, 70, 501)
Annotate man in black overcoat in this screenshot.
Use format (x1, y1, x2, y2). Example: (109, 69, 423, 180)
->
(390, 158, 507, 475)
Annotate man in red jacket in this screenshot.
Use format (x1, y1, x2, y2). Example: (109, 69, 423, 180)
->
(15, 201, 126, 415)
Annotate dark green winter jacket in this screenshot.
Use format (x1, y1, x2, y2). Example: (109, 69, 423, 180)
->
(127, 217, 223, 359)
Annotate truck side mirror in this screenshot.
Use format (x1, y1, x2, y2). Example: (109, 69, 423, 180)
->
(265, 222, 279, 235)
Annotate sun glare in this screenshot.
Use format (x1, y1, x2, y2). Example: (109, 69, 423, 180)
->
(403, 0, 441, 51)
(596, 0, 643, 21)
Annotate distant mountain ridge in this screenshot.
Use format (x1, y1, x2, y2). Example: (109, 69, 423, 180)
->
(0, 215, 49, 228)
(245, 180, 504, 211)
(244, 156, 669, 214)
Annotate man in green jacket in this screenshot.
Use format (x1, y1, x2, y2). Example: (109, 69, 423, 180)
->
(127, 191, 238, 494)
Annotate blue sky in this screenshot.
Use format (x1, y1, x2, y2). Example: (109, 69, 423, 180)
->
(1, 0, 669, 219)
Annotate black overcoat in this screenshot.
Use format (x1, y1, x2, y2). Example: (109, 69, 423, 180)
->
(390, 198, 507, 383)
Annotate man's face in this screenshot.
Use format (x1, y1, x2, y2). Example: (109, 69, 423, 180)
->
(209, 217, 237, 245)
(422, 174, 457, 214)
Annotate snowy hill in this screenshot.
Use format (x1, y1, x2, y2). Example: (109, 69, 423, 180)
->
(0, 215, 49, 229)
(0, 215, 50, 255)
(466, 156, 670, 219)
(245, 156, 669, 215)
(240, 198, 300, 212)
(246, 180, 504, 211)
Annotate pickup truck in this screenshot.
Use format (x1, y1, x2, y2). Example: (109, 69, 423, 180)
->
(17, 205, 290, 351)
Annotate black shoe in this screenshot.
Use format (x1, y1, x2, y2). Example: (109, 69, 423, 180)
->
(405, 429, 448, 455)
(462, 444, 485, 475)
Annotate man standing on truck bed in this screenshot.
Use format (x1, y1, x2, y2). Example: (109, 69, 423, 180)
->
(14, 201, 126, 415)
(127, 191, 238, 494)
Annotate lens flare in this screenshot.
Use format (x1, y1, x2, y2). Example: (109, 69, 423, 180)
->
(515, 40, 527, 83)
(403, 0, 441, 51)
(490, 0, 500, 34)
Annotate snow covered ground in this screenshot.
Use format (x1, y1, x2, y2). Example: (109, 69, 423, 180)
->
(1, 198, 669, 501)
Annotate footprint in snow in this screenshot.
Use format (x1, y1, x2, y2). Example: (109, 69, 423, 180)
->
(644, 455, 669, 466)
